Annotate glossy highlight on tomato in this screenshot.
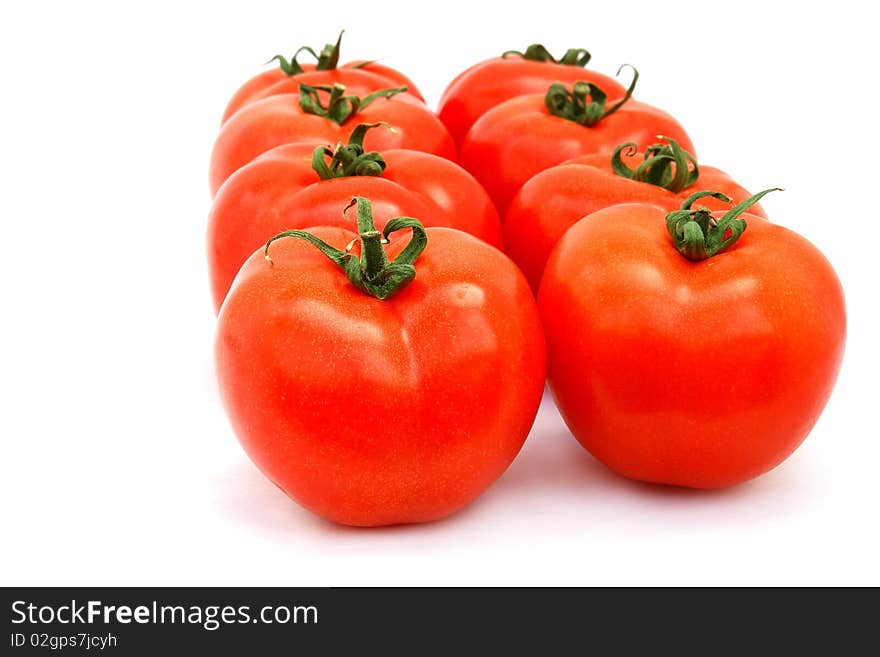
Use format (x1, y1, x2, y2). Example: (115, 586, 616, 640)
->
(208, 125, 501, 312)
(504, 138, 761, 292)
(538, 192, 845, 488)
(209, 84, 456, 196)
(222, 32, 424, 123)
(215, 198, 546, 526)
(460, 70, 694, 215)
(438, 43, 625, 146)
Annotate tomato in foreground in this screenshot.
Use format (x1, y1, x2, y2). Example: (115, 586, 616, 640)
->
(216, 198, 546, 526)
(505, 137, 762, 291)
(209, 83, 456, 196)
(222, 32, 424, 123)
(538, 191, 845, 488)
(208, 123, 502, 313)
(437, 43, 625, 146)
(459, 68, 694, 215)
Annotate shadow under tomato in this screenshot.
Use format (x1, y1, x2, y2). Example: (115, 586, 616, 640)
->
(471, 390, 827, 532)
(211, 457, 494, 537)
(210, 460, 329, 535)
(211, 390, 826, 537)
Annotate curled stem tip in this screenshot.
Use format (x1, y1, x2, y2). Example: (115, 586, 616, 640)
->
(611, 136, 699, 192)
(299, 83, 407, 125)
(666, 188, 782, 261)
(544, 64, 638, 126)
(311, 122, 390, 180)
(268, 30, 345, 76)
(264, 197, 426, 299)
(501, 44, 592, 67)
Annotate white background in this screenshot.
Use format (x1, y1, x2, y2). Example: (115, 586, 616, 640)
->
(2, 1, 877, 586)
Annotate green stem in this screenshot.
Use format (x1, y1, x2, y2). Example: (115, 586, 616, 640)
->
(318, 31, 343, 70)
(544, 64, 638, 126)
(267, 31, 345, 76)
(299, 82, 407, 125)
(349, 197, 391, 279)
(501, 44, 592, 67)
(611, 136, 699, 193)
(264, 197, 427, 300)
(666, 188, 783, 261)
(311, 123, 389, 180)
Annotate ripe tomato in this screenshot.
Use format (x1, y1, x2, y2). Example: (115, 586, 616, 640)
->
(209, 83, 456, 196)
(222, 32, 424, 123)
(216, 198, 546, 526)
(459, 69, 695, 215)
(438, 43, 625, 146)
(505, 138, 762, 291)
(208, 124, 502, 313)
(538, 191, 846, 488)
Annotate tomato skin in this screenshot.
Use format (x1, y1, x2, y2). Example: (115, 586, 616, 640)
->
(379, 149, 501, 244)
(215, 227, 546, 526)
(538, 203, 846, 488)
(505, 152, 763, 292)
(438, 57, 626, 146)
(459, 94, 694, 216)
(207, 143, 502, 312)
(222, 61, 425, 124)
(347, 60, 424, 98)
(209, 92, 456, 196)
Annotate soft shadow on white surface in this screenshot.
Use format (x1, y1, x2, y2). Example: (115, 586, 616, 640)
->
(211, 391, 827, 543)
(212, 461, 327, 535)
(212, 457, 495, 540)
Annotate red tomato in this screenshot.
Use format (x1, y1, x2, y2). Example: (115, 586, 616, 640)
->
(505, 138, 762, 291)
(215, 198, 546, 526)
(438, 43, 626, 146)
(459, 70, 695, 215)
(538, 191, 846, 488)
(209, 83, 456, 196)
(222, 33, 424, 123)
(208, 125, 502, 312)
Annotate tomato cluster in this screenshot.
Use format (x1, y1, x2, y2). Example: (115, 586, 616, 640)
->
(208, 34, 846, 526)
